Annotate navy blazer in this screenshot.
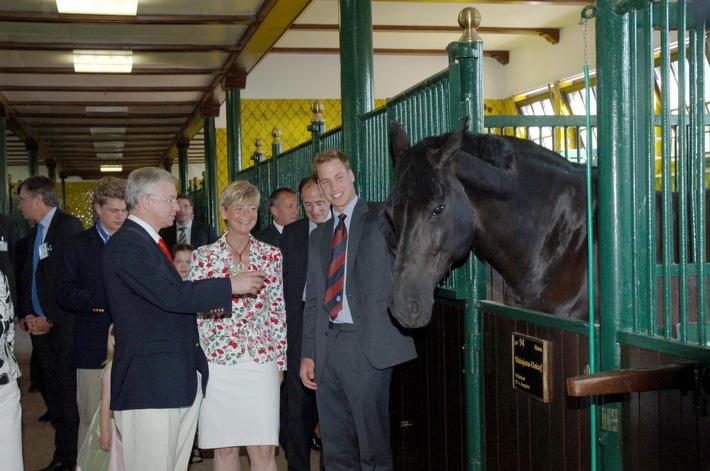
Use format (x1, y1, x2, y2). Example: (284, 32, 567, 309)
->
(103, 219, 232, 410)
(56, 224, 112, 369)
(19, 209, 84, 327)
(302, 200, 416, 384)
(280, 218, 310, 366)
(159, 219, 218, 250)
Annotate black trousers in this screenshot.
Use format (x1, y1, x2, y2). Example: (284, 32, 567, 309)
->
(33, 322, 79, 465)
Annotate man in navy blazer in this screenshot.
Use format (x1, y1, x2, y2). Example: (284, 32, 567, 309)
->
(18, 176, 85, 471)
(281, 176, 330, 471)
(56, 176, 128, 450)
(102, 167, 267, 470)
(300, 150, 416, 470)
(158, 193, 218, 249)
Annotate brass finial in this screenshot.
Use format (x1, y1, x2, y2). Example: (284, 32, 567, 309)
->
(271, 127, 282, 144)
(458, 7, 482, 43)
(311, 100, 325, 123)
(254, 138, 265, 154)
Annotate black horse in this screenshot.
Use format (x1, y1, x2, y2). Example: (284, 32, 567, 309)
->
(386, 121, 597, 328)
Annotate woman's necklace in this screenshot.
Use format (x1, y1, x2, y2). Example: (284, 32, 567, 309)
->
(226, 237, 250, 272)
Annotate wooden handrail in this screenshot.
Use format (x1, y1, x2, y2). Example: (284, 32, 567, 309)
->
(567, 363, 697, 397)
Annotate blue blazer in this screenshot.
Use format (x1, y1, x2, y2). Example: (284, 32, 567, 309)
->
(103, 219, 232, 411)
(56, 224, 112, 369)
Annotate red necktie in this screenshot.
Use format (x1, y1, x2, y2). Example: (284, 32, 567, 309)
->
(324, 214, 347, 320)
(158, 238, 173, 262)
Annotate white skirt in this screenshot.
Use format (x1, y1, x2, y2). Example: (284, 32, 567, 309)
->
(198, 357, 280, 448)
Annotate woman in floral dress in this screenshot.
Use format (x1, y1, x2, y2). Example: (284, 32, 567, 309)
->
(190, 180, 286, 471)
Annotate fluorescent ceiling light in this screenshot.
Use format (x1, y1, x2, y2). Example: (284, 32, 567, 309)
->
(57, 0, 137, 16)
(74, 50, 132, 73)
(90, 127, 126, 135)
(86, 106, 128, 115)
(94, 141, 125, 149)
(97, 153, 123, 159)
(100, 164, 123, 173)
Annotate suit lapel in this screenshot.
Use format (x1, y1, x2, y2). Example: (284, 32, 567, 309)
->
(346, 199, 368, 277)
(319, 218, 334, 278)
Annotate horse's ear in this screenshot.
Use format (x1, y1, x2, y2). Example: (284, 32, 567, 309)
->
(389, 120, 411, 165)
(434, 119, 468, 168)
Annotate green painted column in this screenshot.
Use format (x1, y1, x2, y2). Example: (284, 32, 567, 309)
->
(452, 8, 485, 471)
(178, 139, 189, 194)
(596, 1, 631, 469)
(226, 88, 243, 180)
(203, 117, 220, 230)
(0, 114, 8, 214)
(26, 139, 38, 176)
(338, 0, 374, 176)
(60, 175, 67, 209)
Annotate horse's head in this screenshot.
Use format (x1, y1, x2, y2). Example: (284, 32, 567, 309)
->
(386, 121, 476, 328)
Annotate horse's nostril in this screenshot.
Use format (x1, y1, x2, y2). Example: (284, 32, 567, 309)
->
(409, 300, 420, 319)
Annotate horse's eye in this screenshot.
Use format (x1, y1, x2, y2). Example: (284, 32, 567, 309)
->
(432, 204, 445, 216)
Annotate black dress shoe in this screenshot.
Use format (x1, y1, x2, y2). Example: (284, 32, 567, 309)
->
(38, 411, 51, 422)
(37, 461, 73, 471)
(311, 434, 323, 451)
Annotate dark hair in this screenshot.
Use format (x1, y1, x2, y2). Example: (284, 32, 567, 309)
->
(268, 188, 296, 208)
(18, 175, 59, 207)
(177, 193, 192, 206)
(298, 176, 318, 195)
(171, 243, 194, 258)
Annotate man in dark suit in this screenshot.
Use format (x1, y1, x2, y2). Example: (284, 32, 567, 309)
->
(56, 176, 128, 451)
(102, 167, 267, 470)
(281, 176, 330, 471)
(254, 187, 300, 247)
(300, 150, 417, 470)
(18, 175, 85, 471)
(158, 193, 218, 249)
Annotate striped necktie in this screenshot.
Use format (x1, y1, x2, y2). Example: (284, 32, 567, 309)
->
(177, 226, 187, 244)
(324, 214, 347, 320)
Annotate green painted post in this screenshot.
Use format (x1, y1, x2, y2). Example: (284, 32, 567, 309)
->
(452, 8, 485, 471)
(596, 1, 632, 469)
(46, 162, 56, 182)
(0, 114, 7, 214)
(203, 117, 220, 231)
(339, 0, 374, 180)
(227, 88, 243, 179)
(26, 140, 38, 176)
(178, 139, 189, 194)
(271, 128, 283, 188)
(308, 100, 325, 158)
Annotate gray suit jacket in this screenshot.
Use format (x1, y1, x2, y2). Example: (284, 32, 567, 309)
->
(302, 199, 416, 384)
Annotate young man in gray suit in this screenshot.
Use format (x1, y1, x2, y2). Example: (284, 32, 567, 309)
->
(300, 149, 416, 470)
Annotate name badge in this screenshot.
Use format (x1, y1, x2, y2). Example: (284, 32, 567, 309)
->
(39, 243, 50, 260)
(0, 240, 7, 252)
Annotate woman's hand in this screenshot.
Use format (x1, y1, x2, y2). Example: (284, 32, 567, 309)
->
(99, 431, 111, 452)
(230, 270, 266, 296)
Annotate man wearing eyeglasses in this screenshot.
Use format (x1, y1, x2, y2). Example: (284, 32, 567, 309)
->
(102, 167, 268, 471)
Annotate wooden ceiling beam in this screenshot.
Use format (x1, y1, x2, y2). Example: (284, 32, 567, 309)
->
(0, 42, 240, 53)
(0, 67, 218, 75)
(10, 101, 199, 107)
(0, 13, 257, 25)
(17, 112, 187, 119)
(2, 86, 208, 93)
(32, 122, 182, 129)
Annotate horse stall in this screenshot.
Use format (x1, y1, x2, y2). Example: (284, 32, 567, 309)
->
(240, 1, 709, 469)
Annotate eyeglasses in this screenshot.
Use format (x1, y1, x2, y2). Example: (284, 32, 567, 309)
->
(149, 194, 179, 206)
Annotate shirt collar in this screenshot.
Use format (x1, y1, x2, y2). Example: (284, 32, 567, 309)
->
(332, 195, 359, 228)
(95, 221, 111, 244)
(38, 206, 57, 230)
(128, 214, 161, 243)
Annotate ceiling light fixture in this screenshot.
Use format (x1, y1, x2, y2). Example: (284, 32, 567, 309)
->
(94, 141, 125, 150)
(57, 0, 138, 16)
(86, 106, 128, 115)
(97, 153, 124, 159)
(90, 127, 126, 135)
(74, 50, 132, 73)
(100, 164, 123, 173)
